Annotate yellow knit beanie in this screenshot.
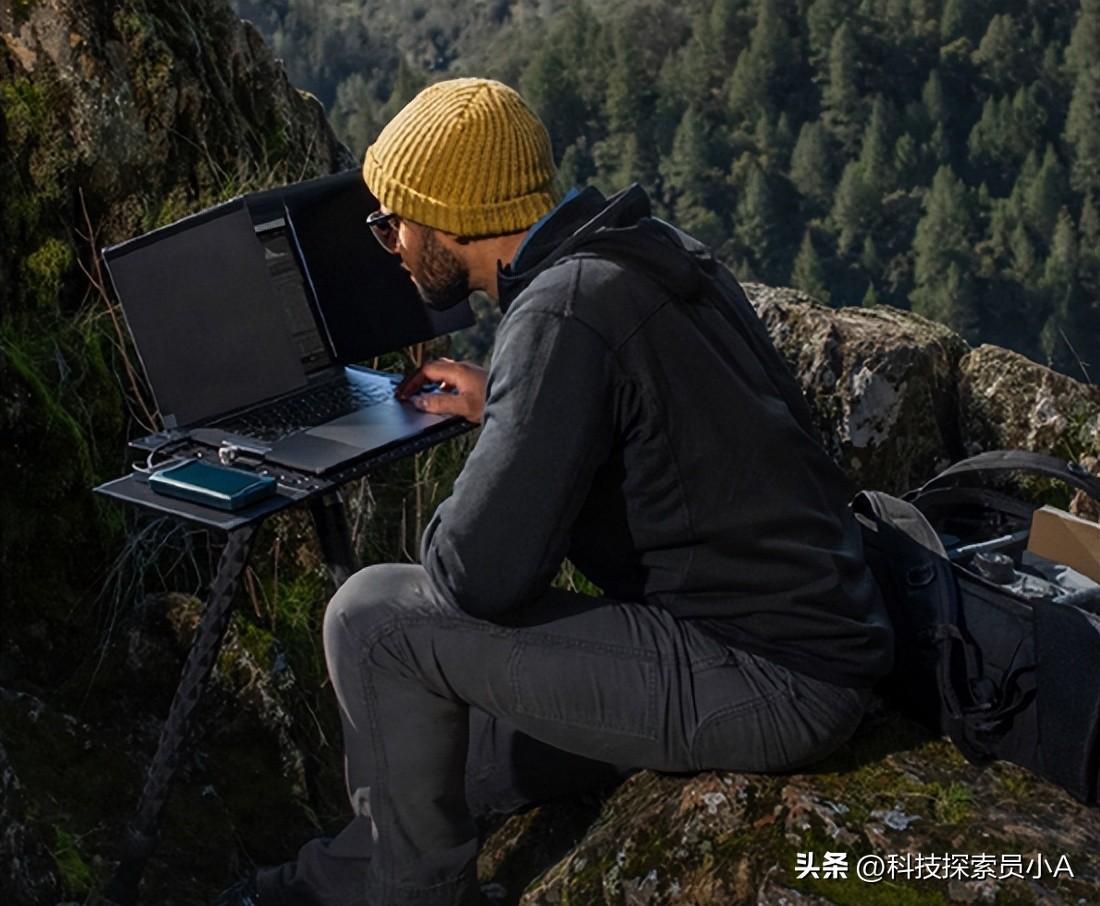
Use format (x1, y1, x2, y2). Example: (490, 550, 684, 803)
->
(362, 78, 560, 237)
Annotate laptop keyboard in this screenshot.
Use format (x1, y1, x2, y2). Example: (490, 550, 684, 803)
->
(217, 377, 395, 442)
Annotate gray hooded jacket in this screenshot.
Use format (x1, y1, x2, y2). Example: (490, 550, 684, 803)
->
(420, 185, 893, 688)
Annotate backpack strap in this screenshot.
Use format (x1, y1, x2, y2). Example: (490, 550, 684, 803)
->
(853, 491, 976, 724)
(907, 485, 1037, 523)
(908, 450, 1100, 503)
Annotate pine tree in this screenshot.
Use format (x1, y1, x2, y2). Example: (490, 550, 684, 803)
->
(911, 166, 978, 335)
(1067, 0, 1100, 78)
(929, 123, 950, 168)
(776, 111, 795, 160)
(1010, 221, 1038, 282)
(921, 69, 947, 126)
(1066, 67, 1100, 193)
(707, 0, 751, 66)
(967, 97, 1007, 167)
(655, 53, 691, 153)
(861, 234, 883, 279)
(789, 120, 833, 208)
(604, 18, 658, 187)
(726, 1, 794, 126)
(807, 0, 849, 63)
(893, 133, 919, 184)
(1041, 208, 1086, 371)
(822, 23, 862, 154)
(986, 199, 1015, 262)
(662, 106, 713, 208)
(940, 0, 972, 42)
(734, 165, 780, 279)
(1011, 83, 1048, 139)
(883, 0, 910, 35)
(380, 57, 426, 122)
(858, 95, 895, 197)
(1043, 207, 1078, 290)
(331, 73, 382, 151)
(661, 106, 725, 245)
(830, 160, 876, 254)
(908, 0, 939, 38)
(1081, 193, 1100, 251)
(1007, 150, 1041, 221)
(973, 15, 1022, 87)
(791, 230, 831, 303)
(1025, 145, 1069, 245)
(521, 46, 588, 157)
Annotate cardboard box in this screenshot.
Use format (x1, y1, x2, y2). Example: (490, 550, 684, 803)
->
(1028, 505, 1100, 584)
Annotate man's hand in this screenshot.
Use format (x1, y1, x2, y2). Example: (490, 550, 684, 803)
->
(395, 358, 488, 424)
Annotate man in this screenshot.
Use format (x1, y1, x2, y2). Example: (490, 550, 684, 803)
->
(234, 77, 893, 905)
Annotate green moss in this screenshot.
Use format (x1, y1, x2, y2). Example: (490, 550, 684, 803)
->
(50, 826, 94, 896)
(798, 872, 948, 905)
(23, 237, 74, 309)
(930, 781, 973, 825)
(112, 6, 155, 45)
(0, 78, 49, 143)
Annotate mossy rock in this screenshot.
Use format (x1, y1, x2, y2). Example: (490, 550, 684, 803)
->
(744, 284, 968, 494)
(478, 706, 1100, 905)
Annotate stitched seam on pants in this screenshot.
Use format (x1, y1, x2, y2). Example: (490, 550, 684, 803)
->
(339, 609, 393, 876)
(690, 650, 735, 671)
(691, 685, 789, 744)
(505, 628, 657, 659)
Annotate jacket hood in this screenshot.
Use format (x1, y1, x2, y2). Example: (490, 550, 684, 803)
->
(496, 183, 709, 312)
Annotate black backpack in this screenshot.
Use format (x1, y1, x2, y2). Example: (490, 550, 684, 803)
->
(854, 450, 1100, 803)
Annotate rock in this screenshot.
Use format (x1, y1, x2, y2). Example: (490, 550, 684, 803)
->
(959, 345, 1100, 516)
(744, 285, 968, 494)
(744, 287, 1100, 499)
(0, 729, 61, 905)
(1, 1, 350, 898)
(478, 707, 1100, 905)
(0, 0, 353, 696)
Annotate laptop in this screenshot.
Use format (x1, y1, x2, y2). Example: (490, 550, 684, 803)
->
(101, 170, 475, 476)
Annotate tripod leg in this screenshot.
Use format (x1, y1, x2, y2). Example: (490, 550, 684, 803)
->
(104, 523, 259, 906)
(308, 491, 359, 590)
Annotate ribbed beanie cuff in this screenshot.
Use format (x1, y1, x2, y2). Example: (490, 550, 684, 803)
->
(363, 78, 560, 236)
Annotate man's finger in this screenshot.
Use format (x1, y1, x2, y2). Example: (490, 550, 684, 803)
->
(410, 390, 465, 418)
(396, 360, 463, 398)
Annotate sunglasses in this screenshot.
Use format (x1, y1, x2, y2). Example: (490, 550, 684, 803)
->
(365, 209, 401, 254)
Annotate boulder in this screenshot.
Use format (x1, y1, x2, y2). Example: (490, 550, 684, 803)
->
(744, 286, 969, 495)
(479, 706, 1100, 905)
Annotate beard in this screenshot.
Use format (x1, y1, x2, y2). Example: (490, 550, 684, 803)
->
(413, 229, 472, 311)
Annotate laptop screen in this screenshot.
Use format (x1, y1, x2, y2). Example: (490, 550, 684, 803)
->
(104, 201, 308, 429)
(256, 222, 333, 375)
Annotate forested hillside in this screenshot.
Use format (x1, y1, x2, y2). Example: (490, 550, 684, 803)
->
(233, 0, 1100, 379)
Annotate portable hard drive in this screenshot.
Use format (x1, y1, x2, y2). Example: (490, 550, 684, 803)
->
(148, 459, 277, 511)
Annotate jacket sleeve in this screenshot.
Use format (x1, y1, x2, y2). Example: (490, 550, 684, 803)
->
(420, 289, 615, 618)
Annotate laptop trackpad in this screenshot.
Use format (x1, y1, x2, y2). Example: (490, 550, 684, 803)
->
(306, 401, 447, 447)
(266, 432, 366, 474)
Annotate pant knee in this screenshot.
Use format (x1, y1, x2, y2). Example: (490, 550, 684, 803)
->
(323, 563, 430, 662)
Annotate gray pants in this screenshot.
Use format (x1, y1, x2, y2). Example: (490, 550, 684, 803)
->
(258, 564, 871, 905)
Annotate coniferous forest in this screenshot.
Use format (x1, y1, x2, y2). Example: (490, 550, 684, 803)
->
(233, 0, 1100, 380)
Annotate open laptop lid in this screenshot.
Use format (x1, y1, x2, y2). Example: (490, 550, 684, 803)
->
(103, 200, 307, 429)
(248, 170, 474, 363)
